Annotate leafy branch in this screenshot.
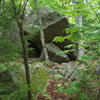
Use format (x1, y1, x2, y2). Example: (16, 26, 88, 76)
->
(86, 0, 100, 23)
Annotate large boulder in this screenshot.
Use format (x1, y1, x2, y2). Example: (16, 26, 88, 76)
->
(0, 70, 17, 95)
(24, 7, 77, 61)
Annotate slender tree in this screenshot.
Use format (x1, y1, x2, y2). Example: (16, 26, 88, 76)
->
(34, 0, 49, 62)
(10, 0, 32, 100)
(72, 0, 84, 59)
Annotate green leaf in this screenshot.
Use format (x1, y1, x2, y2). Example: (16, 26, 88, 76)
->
(65, 26, 79, 34)
(64, 88, 73, 94)
(78, 93, 89, 100)
(65, 28, 71, 34)
(64, 86, 79, 94)
(53, 36, 65, 42)
(64, 44, 75, 49)
(71, 34, 81, 41)
(77, 68, 86, 73)
(58, 49, 75, 55)
(55, 74, 63, 78)
(57, 87, 63, 92)
(71, 86, 80, 92)
(65, 33, 81, 42)
(0, 64, 8, 71)
(71, 26, 79, 33)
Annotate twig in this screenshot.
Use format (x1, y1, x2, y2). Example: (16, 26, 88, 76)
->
(60, 62, 81, 87)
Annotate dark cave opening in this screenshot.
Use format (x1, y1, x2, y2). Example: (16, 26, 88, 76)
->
(28, 40, 41, 58)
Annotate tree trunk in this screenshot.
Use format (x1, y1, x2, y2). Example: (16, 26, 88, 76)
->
(76, 13, 84, 59)
(11, 0, 32, 100)
(19, 24, 33, 100)
(34, 0, 49, 62)
(72, 0, 84, 59)
(40, 29, 49, 62)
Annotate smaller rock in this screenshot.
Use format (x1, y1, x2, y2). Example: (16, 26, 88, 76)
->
(45, 43, 69, 63)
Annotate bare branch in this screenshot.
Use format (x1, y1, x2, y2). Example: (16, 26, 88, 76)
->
(60, 62, 81, 87)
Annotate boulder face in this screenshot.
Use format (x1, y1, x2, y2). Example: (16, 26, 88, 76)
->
(24, 7, 65, 34)
(45, 43, 69, 63)
(24, 7, 77, 62)
(0, 62, 49, 100)
(0, 70, 18, 96)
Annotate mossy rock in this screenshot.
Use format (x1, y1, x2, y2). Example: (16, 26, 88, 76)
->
(0, 61, 50, 100)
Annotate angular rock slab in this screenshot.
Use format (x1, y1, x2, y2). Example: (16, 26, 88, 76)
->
(24, 7, 77, 61)
(45, 43, 69, 63)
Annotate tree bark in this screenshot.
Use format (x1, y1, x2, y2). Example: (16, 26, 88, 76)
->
(11, 0, 32, 100)
(40, 29, 50, 62)
(18, 24, 33, 100)
(72, 0, 84, 59)
(34, 0, 49, 62)
(76, 13, 84, 59)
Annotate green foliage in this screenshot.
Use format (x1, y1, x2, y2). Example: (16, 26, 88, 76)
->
(40, 89, 50, 98)
(65, 33, 81, 42)
(64, 86, 80, 94)
(53, 36, 65, 43)
(58, 49, 75, 55)
(0, 62, 49, 100)
(53, 25, 82, 43)
(0, 61, 24, 100)
(57, 87, 64, 92)
(0, 64, 8, 71)
(55, 74, 63, 78)
(65, 26, 79, 34)
(0, 36, 20, 63)
(1, 85, 30, 100)
(62, 66, 99, 100)
(77, 93, 89, 100)
(42, 61, 54, 67)
(81, 29, 100, 61)
(0, 61, 21, 71)
(30, 63, 50, 98)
